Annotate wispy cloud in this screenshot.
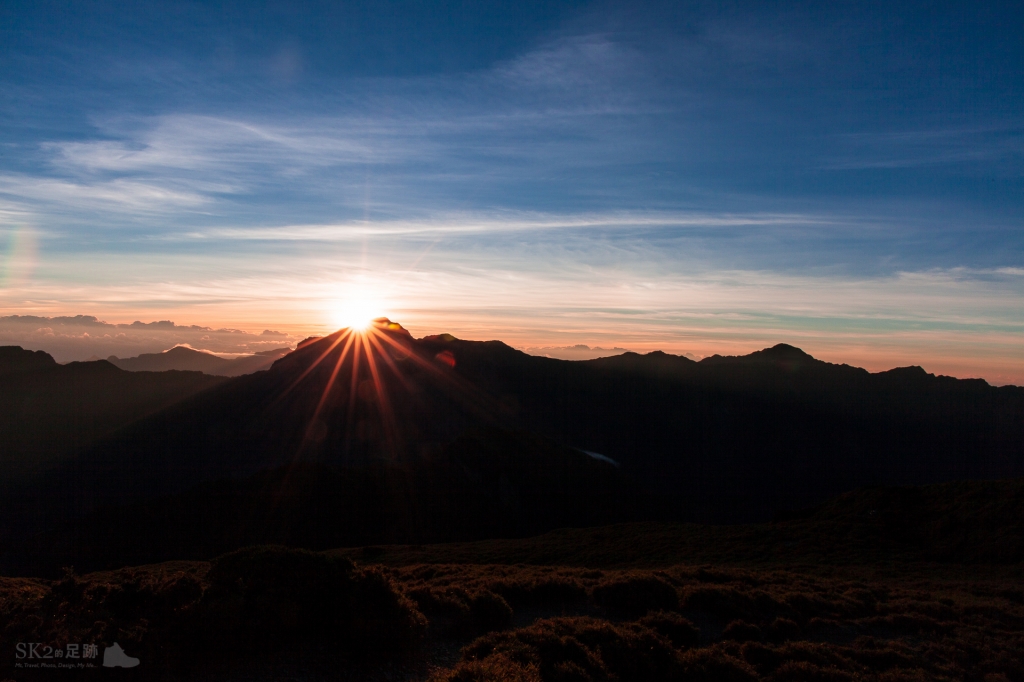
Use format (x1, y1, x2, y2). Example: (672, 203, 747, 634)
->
(492, 33, 648, 99)
(0, 31, 683, 224)
(0, 175, 212, 212)
(176, 211, 834, 241)
(47, 115, 386, 175)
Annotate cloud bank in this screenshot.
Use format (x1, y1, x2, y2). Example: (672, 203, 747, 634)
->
(0, 315, 297, 363)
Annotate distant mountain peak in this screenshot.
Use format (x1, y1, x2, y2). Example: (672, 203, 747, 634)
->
(254, 347, 293, 357)
(878, 365, 932, 380)
(699, 343, 819, 368)
(165, 345, 218, 356)
(0, 346, 57, 375)
(297, 336, 323, 349)
(422, 333, 459, 343)
(103, 344, 292, 377)
(756, 343, 813, 359)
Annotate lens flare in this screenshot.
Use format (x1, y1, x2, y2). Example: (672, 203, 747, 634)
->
(276, 317, 506, 469)
(0, 225, 38, 288)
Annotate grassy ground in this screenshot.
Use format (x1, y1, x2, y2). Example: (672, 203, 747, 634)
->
(2, 547, 1022, 679)
(3, 480, 1023, 680)
(330, 478, 1024, 570)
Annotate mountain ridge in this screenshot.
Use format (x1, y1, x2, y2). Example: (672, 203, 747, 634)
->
(0, 346, 227, 487)
(3, 327, 1022, 573)
(106, 344, 293, 376)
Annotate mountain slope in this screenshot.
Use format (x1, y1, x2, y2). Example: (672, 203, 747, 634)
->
(417, 336, 1024, 520)
(0, 346, 227, 486)
(334, 477, 1024, 568)
(14, 429, 651, 573)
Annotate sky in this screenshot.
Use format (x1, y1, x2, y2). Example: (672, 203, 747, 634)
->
(0, 0, 1022, 381)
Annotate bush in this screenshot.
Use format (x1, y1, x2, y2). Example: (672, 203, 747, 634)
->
(681, 585, 757, 621)
(434, 652, 542, 682)
(493, 576, 588, 607)
(677, 647, 759, 682)
(772, 660, 856, 681)
(411, 586, 513, 635)
(196, 545, 425, 657)
(454, 616, 684, 682)
(768, 617, 802, 642)
(722, 620, 763, 643)
(638, 611, 701, 648)
(470, 590, 514, 633)
(592, 574, 679, 618)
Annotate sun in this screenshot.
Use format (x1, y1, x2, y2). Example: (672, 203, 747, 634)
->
(331, 298, 382, 331)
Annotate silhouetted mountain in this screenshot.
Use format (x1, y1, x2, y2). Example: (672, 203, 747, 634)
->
(391, 337, 1022, 521)
(0, 346, 227, 486)
(19, 430, 649, 572)
(0, 346, 56, 375)
(2, 324, 1023, 574)
(107, 345, 292, 376)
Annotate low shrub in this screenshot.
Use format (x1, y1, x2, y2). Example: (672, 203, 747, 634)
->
(470, 590, 514, 633)
(493, 575, 588, 607)
(411, 586, 512, 635)
(772, 660, 857, 681)
(452, 616, 683, 682)
(410, 586, 473, 628)
(196, 545, 426, 657)
(676, 646, 759, 682)
(722, 620, 763, 643)
(434, 652, 542, 682)
(638, 610, 701, 648)
(592, 574, 679, 618)
(681, 585, 758, 622)
(768, 617, 802, 642)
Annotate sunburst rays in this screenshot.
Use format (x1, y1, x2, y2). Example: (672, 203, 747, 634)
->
(275, 319, 500, 466)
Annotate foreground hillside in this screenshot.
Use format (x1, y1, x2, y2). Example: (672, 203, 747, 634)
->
(3, 479, 1023, 681)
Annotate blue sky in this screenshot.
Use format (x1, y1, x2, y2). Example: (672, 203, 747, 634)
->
(1, 1, 1023, 381)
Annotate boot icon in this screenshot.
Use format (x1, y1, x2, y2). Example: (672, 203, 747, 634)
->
(102, 642, 140, 668)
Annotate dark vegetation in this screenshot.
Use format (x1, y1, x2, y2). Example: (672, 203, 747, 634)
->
(3, 530, 1023, 680)
(1, 546, 426, 680)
